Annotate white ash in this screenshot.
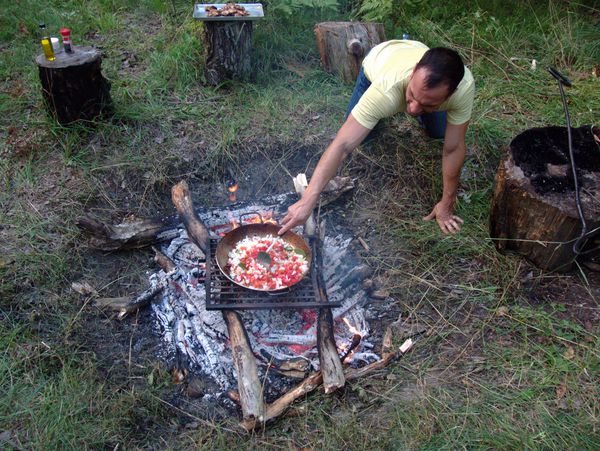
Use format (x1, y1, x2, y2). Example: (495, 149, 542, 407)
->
(150, 203, 378, 395)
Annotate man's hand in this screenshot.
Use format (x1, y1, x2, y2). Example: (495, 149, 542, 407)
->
(278, 199, 315, 235)
(423, 201, 464, 234)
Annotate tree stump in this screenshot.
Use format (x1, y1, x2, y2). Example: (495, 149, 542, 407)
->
(203, 21, 253, 85)
(314, 21, 386, 84)
(36, 46, 113, 124)
(490, 125, 600, 272)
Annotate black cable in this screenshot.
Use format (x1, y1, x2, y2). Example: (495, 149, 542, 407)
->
(547, 67, 588, 256)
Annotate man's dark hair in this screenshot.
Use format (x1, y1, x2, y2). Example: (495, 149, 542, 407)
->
(414, 47, 465, 96)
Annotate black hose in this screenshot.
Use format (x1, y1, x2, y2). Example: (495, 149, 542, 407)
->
(547, 67, 588, 256)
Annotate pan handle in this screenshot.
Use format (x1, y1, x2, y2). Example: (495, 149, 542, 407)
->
(239, 211, 264, 224)
(266, 287, 291, 296)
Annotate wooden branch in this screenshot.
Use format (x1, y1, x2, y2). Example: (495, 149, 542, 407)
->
(241, 339, 414, 431)
(292, 173, 344, 393)
(316, 292, 345, 393)
(170, 180, 265, 421)
(95, 283, 164, 318)
(171, 181, 210, 255)
(321, 176, 355, 207)
(314, 222, 345, 394)
(240, 371, 323, 431)
(345, 348, 404, 381)
(77, 215, 180, 251)
(223, 310, 266, 420)
(152, 246, 176, 272)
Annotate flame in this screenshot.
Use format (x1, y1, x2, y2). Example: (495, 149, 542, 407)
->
(342, 317, 361, 336)
(227, 183, 239, 202)
(242, 211, 277, 225)
(229, 217, 240, 230)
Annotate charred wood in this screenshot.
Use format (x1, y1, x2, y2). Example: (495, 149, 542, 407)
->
(77, 215, 180, 251)
(312, 224, 345, 394)
(241, 339, 414, 431)
(95, 283, 164, 318)
(153, 246, 177, 272)
(170, 180, 265, 421)
(223, 310, 265, 420)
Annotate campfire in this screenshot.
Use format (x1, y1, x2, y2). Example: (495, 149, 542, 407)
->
(78, 175, 414, 430)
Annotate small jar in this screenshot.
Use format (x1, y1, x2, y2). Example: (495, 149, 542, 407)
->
(60, 28, 73, 53)
(51, 37, 61, 53)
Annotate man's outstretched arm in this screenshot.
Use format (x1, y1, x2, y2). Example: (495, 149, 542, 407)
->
(279, 115, 371, 235)
(423, 121, 469, 234)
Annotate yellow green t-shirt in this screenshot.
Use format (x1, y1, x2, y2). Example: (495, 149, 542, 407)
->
(352, 40, 475, 129)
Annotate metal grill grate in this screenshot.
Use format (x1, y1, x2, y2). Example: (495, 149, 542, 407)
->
(205, 239, 340, 310)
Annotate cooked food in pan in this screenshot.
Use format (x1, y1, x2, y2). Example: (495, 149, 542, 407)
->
(227, 235, 309, 290)
(205, 3, 250, 17)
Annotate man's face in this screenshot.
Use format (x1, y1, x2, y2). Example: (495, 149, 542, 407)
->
(405, 68, 450, 116)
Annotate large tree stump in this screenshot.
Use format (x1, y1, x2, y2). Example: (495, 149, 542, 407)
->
(36, 46, 112, 124)
(314, 21, 385, 84)
(490, 125, 600, 272)
(203, 21, 253, 85)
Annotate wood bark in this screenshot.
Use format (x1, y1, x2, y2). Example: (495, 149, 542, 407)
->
(77, 215, 180, 251)
(170, 180, 265, 421)
(315, 22, 385, 84)
(240, 340, 414, 431)
(293, 173, 345, 393)
(314, 228, 345, 393)
(222, 310, 265, 420)
(490, 126, 600, 272)
(36, 46, 113, 124)
(203, 21, 253, 85)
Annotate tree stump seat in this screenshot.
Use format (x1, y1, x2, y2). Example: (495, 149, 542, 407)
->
(36, 46, 112, 124)
(314, 21, 386, 84)
(203, 21, 253, 85)
(490, 125, 600, 272)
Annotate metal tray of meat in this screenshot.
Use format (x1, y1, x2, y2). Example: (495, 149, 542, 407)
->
(193, 3, 264, 21)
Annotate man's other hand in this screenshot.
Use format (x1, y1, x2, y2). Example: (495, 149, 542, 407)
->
(423, 201, 464, 234)
(278, 200, 314, 235)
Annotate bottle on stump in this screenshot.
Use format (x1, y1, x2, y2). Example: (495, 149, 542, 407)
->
(36, 46, 113, 125)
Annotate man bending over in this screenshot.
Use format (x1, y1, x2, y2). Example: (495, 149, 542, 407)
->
(279, 39, 475, 235)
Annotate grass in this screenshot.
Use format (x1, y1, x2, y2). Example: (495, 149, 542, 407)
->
(1, 0, 599, 448)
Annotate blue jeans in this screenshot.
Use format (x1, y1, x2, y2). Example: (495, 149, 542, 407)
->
(345, 68, 447, 140)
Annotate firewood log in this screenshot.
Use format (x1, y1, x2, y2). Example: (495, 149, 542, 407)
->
(170, 181, 265, 421)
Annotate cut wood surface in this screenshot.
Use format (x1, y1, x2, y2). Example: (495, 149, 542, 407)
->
(36, 46, 113, 124)
(490, 126, 600, 272)
(203, 21, 253, 85)
(315, 21, 385, 84)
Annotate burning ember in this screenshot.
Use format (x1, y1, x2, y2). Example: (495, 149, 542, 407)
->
(149, 198, 378, 400)
(227, 182, 238, 202)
